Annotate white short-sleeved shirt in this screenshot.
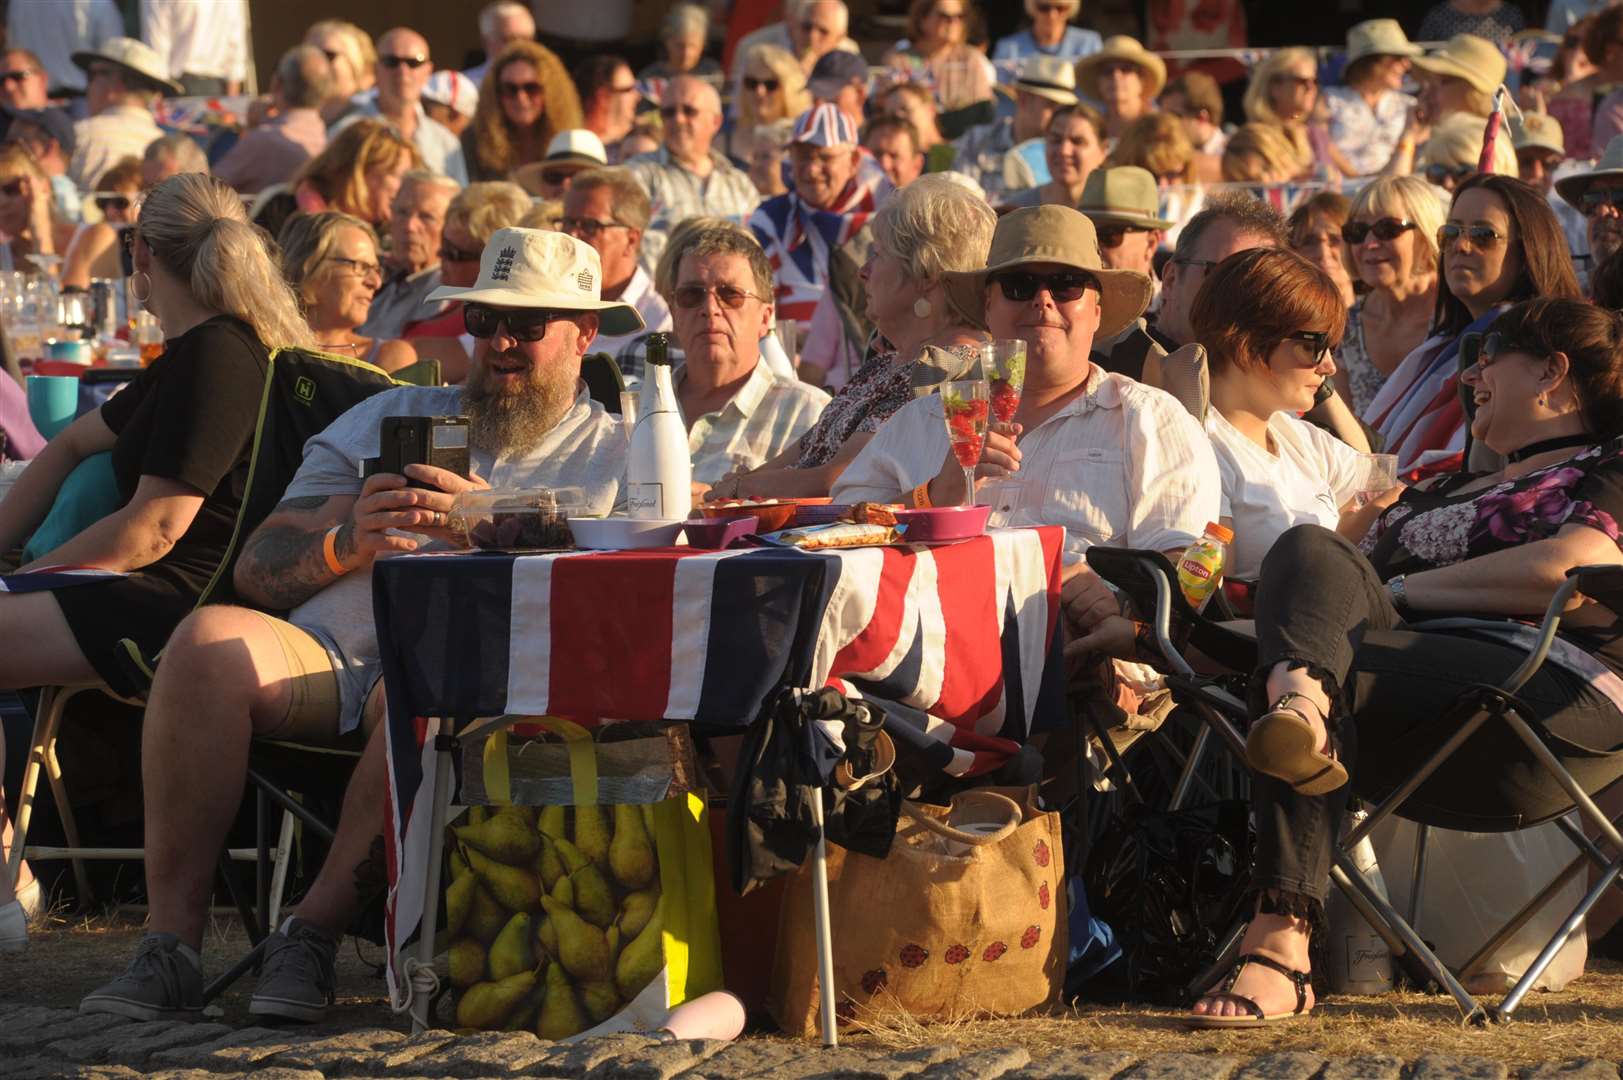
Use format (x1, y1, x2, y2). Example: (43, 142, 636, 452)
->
(1205, 408, 1367, 580)
(676, 361, 830, 482)
(833, 364, 1221, 565)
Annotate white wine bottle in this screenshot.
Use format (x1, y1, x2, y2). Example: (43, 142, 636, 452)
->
(626, 332, 691, 520)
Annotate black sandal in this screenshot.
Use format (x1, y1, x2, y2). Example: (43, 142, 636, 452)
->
(1183, 952, 1313, 1028)
(1245, 692, 1348, 796)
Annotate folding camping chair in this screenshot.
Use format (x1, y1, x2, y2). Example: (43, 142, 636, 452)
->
(1085, 545, 1623, 1024)
(2, 348, 399, 940)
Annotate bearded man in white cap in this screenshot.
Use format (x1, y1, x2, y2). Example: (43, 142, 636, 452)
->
(81, 227, 641, 1026)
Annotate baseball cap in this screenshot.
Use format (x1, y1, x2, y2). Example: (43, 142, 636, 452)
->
(6, 107, 75, 156)
(807, 51, 868, 101)
(791, 102, 857, 148)
(422, 70, 478, 120)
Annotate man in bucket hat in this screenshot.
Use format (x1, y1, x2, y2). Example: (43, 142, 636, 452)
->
(1557, 133, 1623, 269)
(68, 36, 177, 187)
(1078, 166, 1175, 380)
(81, 228, 639, 1026)
(952, 54, 1078, 201)
(833, 204, 1219, 599)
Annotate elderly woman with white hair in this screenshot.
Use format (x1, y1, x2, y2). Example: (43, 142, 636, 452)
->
(640, 3, 725, 89)
(711, 174, 996, 500)
(992, 0, 1103, 64)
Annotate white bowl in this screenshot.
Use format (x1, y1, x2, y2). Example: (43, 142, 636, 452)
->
(567, 516, 686, 550)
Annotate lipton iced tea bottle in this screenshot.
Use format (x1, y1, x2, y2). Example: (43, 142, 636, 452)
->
(1176, 522, 1233, 612)
(627, 332, 691, 519)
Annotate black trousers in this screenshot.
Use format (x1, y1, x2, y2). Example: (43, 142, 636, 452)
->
(1248, 525, 1623, 908)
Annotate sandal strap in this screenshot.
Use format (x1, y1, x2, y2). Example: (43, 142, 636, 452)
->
(1227, 952, 1311, 1016)
(1270, 692, 1325, 725)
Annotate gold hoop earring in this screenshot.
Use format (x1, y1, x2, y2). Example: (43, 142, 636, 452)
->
(129, 271, 152, 306)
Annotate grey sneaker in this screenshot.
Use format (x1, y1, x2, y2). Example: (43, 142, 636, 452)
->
(80, 932, 203, 1020)
(249, 917, 338, 1022)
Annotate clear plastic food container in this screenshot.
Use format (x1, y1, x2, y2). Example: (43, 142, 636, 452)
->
(447, 487, 586, 550)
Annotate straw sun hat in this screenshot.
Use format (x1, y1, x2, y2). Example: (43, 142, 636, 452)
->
(943, 205, 1154, 341)
(1344, 19, 1422, 67)
(1410, 33, 1508, 98)
(71, 36, 182, 95)
(1075, 36, 1167, 101)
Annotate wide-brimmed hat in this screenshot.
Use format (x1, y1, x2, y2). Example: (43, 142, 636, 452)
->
(1075, 36, 1166, 101)
(942, 205, 1154, 341)
(427, 227, 644, 336)
(1512, 112, 1565, 157)
(71, 36, 182, 96)
(1344, 19, 1422, 66)
(1013, 55, 1078, 106)
(1410, 33, 1506, 98)
(1556, 134, 1623, 207)
(1078, 167, 1176, 231)
(542, 129, 609, 172)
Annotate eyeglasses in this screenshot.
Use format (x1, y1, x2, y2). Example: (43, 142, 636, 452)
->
(439, 242, 481, 262)
(539, 169, 574, 187)
(0, 69, 35, 84)
(464, 302, 556, 341)
(379, 54, 429, 70)
(672, 283, 766, 309)
(1341, 218, 1416, 244)
(1581, 188, 1623, 215)
(1035, 2, 1070, 11)
(499, 80, 543, 99)
(329, 256, 382, 279)
(1438, 222, 1506, 249)
(743, 76, 780, 93)
(1095, 224, 1150, 250)
(1173, 256, 1218, 273)
(1283, 330, 1332, 358)
(560, 216, 629, 239)
(660, 103, 704, 120)
(992, 270, 1097, 303)
(94, 194, 131, 213)
(1460, 330, 1532, 370)
(1424, 163, 1474, 186)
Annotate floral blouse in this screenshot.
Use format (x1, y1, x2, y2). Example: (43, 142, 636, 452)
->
(794, 341, 980, 469)
(1335, 297, 1388, 417)
(1360, 437, 1623, 668)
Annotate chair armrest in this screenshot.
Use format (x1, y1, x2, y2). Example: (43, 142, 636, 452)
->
(1567, 564, 1623, 614)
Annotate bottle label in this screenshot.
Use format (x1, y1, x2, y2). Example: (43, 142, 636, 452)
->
(627, 482, 666, 519)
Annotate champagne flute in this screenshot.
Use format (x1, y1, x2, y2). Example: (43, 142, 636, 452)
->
(939, 379, 989, 507)
(986, 339, 1027, 424)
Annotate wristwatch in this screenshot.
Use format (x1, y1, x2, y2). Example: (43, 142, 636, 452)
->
(1386, 573, 1411, 615)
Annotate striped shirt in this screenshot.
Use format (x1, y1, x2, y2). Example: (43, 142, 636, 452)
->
(677, 361, 830, 483)
(625, 147, 762, 275)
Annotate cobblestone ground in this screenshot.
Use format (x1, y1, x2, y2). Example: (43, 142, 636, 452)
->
(4, 1003, 1623, 1080)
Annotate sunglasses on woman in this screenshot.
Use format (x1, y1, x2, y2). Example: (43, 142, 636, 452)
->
(672, 283, 765, 309)
(95, 194, 132, 213)
(742, 76, 779, 92)
(1340, 218, 1414, 244)
(992, 270, 1097, 303)
(499, 80, 543, 99)
(464, 302, 556, 341)
(1284, 330, 1332, 358)
(1459, 331, 1530, 370)
(1437, 222, 1506, 249)
(1423, 163, 1474, 187)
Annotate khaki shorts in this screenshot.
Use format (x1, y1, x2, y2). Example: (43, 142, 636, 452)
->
(248, 610, 343, 743)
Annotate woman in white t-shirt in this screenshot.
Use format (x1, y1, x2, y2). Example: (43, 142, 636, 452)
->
(1190, 247, 1374, 590)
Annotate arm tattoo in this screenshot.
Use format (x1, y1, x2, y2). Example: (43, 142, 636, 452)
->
(235, 495, 350, 610)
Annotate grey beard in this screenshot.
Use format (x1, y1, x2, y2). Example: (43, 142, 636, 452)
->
(461, 358, 576, 457)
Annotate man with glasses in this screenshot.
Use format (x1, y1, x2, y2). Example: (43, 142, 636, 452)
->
(359, 171, 459, 341)
(952, 55, 1075, 202)
(1079, 166, 1174, 381)
(1150, 191, 1285, 355)
(1556, 134, 1623, 276)
(0, 48, 50, 112)
(81, 227, 638, 1024)
(67, 37, 177, 189)
(5, 0, 122, 95)
(561, 167, 672, 372)
(660, 218, 827, 497)
(730, 0, 860, 81)
(336, 27, 468, 185)
(625, 76, 761, 273)
(575, 55, 640, 163)
(521, 129, 608, 201)
(214, 45, 333, 195)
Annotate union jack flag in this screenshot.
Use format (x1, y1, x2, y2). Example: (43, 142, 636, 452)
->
(377, 529, 1065, 996)
(749, 164, 891, 325)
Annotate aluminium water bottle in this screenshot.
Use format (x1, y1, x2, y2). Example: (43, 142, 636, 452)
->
(626, 332, 691, 519)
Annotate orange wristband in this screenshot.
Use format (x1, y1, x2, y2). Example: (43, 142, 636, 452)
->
(912, 482, 932, 508)
(323, 525, 350, 576)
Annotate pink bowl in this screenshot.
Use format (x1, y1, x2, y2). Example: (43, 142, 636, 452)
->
(893, 505, 992, 542)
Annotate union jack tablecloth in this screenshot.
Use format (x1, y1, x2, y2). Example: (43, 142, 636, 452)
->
(375, 527, 1066, 992)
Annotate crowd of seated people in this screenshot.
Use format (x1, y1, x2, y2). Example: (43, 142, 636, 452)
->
(1, 0, 1623, 1037)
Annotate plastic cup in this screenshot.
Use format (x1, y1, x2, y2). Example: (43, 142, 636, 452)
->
(26, 374, 79, 440)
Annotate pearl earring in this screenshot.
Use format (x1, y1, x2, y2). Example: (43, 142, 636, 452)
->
(913, 297, 933, 319)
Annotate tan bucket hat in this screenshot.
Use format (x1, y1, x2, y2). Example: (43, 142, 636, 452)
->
(1078, 167, 1176, 231)
(71, 36, 182, 96)
(428, 227, 645, 336)
(1512, 112, 1565, 157)
(942, 206, 1154, 341)
(1410, 33, 1507, 98)
(1344, 19, 1422, 66)
(1076, 36, 1167, 101)
(1556, 134, 1623, 207)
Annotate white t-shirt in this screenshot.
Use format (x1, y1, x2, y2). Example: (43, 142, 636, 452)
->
(1205, 409, 1366, 580)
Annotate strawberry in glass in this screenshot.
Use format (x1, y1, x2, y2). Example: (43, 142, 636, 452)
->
(987, 340, 1026, 423)
(939, 379, 989, 506)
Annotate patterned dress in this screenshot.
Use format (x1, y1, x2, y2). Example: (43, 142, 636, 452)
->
(794, 341, 981, 469)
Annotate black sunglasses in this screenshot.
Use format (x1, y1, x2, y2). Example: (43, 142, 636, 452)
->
(0, 69, 34, 84)
(673, 283, 764, 309)
(1283, 330, 1332, 358)
(464, 302, 556, 341)
(1424, 163, 1474, 186)
(500, 80, 543, 99)
(1462, 331, 1533, 369)
(993, 270, 1097, 303)
(94, 194, 132, 212)
(1581, 188, 1623, 215)
(743, 76, 780, 92)
(438, 242, 481, 262)
(560, 216, 628, 239)
(1438, 222, 1506, 248)
(660, 103, 703, 120)
(379, 54, 429, 70)
(1095, 224, 1149, 250)
(1340, 218, 1415, 244)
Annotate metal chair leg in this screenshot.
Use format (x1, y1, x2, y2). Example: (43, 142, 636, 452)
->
(1495, 853, 1623, 1022)
(12, 687, 95, 907)
(268, 809, 295, 929)
(1408, 824, 1428, 930)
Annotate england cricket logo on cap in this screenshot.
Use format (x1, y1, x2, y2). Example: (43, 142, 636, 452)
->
(491, 247, 517, 281)
(576, 268, 594, 293)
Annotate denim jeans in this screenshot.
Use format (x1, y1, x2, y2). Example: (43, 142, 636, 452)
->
(1248, 525, 1623, 910)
